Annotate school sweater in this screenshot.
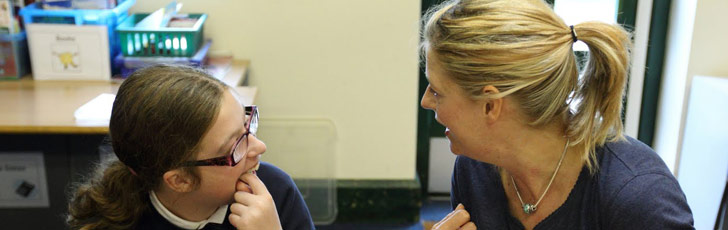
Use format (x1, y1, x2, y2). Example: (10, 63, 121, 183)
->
(451, 136, 695, 229)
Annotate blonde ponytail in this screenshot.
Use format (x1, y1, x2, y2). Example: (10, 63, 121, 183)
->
(568, 22, 630, 171)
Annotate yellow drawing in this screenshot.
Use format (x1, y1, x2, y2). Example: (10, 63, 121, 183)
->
(52, 52, 79, 69)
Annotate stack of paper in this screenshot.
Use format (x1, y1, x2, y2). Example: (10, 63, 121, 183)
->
(74, 93, 115, 126)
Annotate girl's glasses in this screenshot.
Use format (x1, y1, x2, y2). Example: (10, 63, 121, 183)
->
(181, 106, 258, 167)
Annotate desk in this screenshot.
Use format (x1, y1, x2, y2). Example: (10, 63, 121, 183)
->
(0, 60, 254, 229)
(0, 59, 256, 134)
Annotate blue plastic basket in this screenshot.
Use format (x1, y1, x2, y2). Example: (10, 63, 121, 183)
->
(19, 0, 136, 70)
(19, 0, 135, 25)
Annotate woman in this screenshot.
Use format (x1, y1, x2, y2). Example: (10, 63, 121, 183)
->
(420, 0, 694, 229)
(67, 65, 315, 229)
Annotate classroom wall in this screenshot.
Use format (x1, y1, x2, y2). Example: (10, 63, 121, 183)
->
(655, 0, 728, 174)
(129, 1, 422, 180)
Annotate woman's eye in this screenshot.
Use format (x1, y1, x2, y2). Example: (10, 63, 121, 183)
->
(429, 87, 439, 97)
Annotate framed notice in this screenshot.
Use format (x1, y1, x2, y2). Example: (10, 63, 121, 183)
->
(26, 24, 110, 81)
(0, 152, 49, 208)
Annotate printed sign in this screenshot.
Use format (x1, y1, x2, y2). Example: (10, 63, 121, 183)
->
(27, 24, 110, 81)
(0, 152, 49, 208)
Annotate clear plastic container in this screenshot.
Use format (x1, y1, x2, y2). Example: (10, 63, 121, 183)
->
(256, 118, 338, 225)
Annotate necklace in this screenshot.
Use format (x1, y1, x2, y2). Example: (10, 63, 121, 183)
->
(510, 139, 570, 215)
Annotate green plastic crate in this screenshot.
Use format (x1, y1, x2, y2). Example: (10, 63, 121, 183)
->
(116, 13, 207, 57)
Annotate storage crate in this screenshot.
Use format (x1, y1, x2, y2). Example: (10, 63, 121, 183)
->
(116, 13, 207, 57)
(114, 39, 211, 78)
(19, 0, 135, 66)
(0, 32, 31, 80)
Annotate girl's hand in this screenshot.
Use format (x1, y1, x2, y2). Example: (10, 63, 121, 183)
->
(228, 173, 282, 230)
(432, 203, 477, 230)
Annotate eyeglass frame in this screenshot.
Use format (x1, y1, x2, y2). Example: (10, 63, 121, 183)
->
(180, 105, 258, 167)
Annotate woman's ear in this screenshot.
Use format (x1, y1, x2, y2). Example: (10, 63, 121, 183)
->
(162, 169, 195, 193)
(481, 85, 503, 123)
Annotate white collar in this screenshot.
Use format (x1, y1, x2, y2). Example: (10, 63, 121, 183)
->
(149, 190, 228, 229)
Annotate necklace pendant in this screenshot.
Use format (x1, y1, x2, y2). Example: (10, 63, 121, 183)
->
(523, 204, 536, 214)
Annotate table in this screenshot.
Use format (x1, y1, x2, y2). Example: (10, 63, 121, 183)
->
(0, 59, 256, 134)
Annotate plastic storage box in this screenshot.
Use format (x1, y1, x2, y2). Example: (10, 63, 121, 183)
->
(116, 13, 207, 57)
(0, 32, 31, 79)
(114, 39, 211, 78)
(20, 0, 135, 59)
(257, 118, 338, 225)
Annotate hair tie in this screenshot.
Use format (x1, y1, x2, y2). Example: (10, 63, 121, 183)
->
(127, 167, 138, 176)
(570, 25, 578, 42)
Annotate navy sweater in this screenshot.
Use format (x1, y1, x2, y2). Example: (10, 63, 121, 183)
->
(451, 136, 695, 229)
(136, 162, 315, 229)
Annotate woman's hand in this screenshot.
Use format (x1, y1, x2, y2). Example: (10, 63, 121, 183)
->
(432, 203, 477, 230)
(229, 173, 282, 230)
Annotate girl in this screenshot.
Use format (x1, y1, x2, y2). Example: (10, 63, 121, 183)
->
(67, 65, 314, 230)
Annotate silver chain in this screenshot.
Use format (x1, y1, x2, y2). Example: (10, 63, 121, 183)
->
(510, 139, 570, 214)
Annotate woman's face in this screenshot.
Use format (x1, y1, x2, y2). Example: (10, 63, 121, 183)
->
(193, 89, 266, 206)
(421, 50, 488, 157)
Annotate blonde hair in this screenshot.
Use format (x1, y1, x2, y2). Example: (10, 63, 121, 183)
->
(422, 0, 631, 173)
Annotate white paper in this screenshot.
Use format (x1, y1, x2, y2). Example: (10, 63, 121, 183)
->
(0, 152, 49, 208)
(74, 93, 115, 126)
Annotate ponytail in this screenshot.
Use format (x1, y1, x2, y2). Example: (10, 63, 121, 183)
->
(568, 22, 630, 172)
(67, 160, 149, 230)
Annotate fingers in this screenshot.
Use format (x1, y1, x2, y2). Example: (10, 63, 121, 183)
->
(459, 222, 476, 230)
(229, 205, 251, 229)
(234, 190, 255, 204)
(455, 203, 465, 210)
(236, 180, 252, 193)
(433, 209, 471, 230)
(436, 208, 459, 228)
(230, 202, 246, 215)
(234, 189, 275, 208)
(450, 209, 471, 225)
(228, 213, 241, 228)
(239, 172, 269, 195)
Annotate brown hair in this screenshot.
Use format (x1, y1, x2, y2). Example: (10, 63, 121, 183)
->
(422, 0, 631, 173)
(67, 65, 229, 229)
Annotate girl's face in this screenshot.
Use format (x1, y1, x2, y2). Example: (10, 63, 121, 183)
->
(421, 50, 489, 158)
(192, 90, 266, 207)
